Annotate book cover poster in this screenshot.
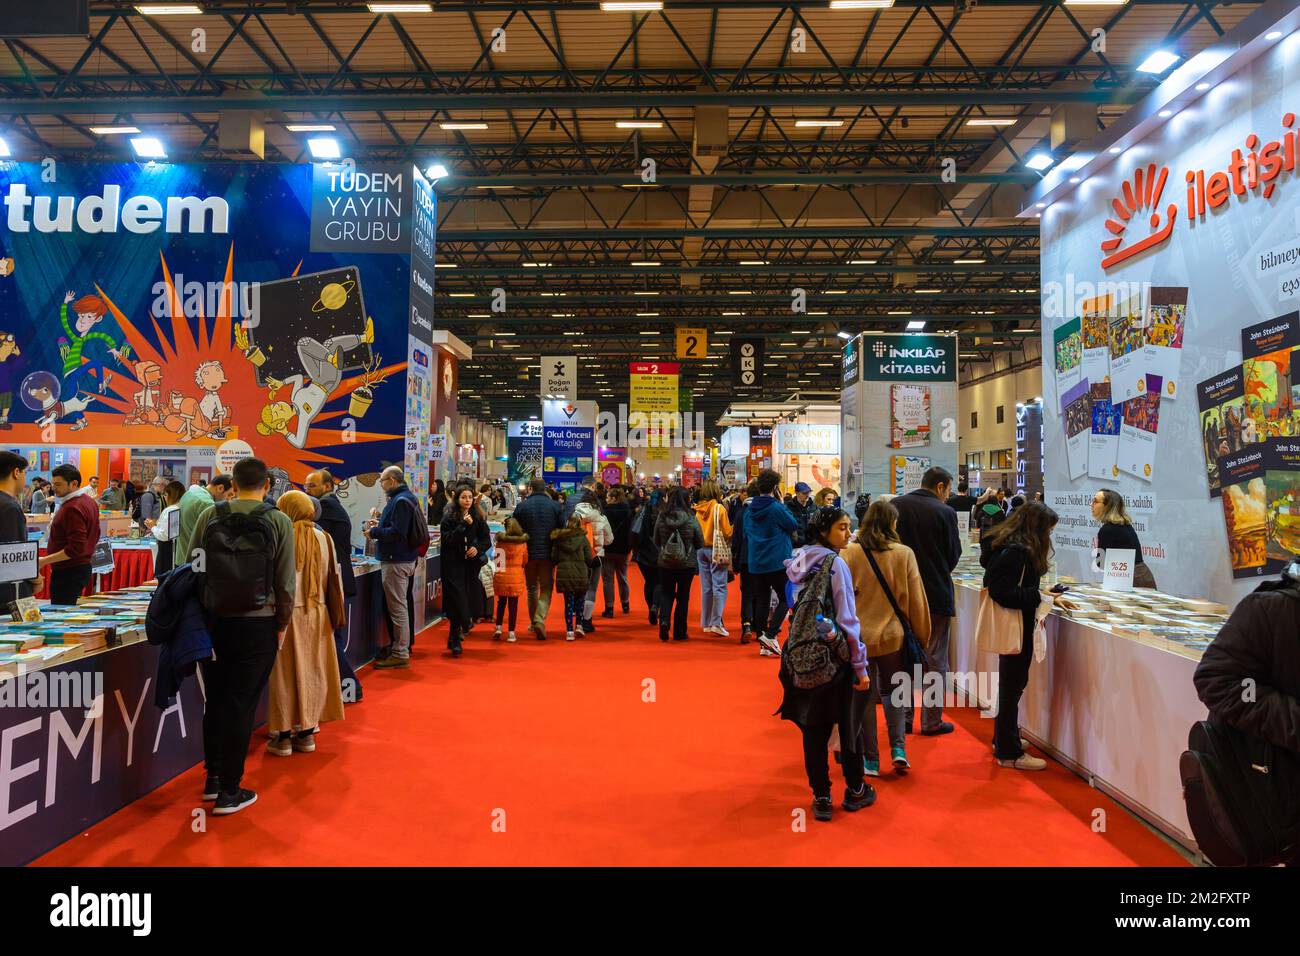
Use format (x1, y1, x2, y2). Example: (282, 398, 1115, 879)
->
(1053, 316, 1083, 401)
(1080, 294, 1113, 386)
(1061, 378, 1091, 481)
(1219, 445, 1270, 579)
(1241, 312, 1299, 442)
(1141, 286, 1187, 400)
(891, 455, 930, 495)
(1198, 367, 1246, 499)
(1264, 438, 1300, 570)
(1117, 374, 1162, 482)
(1108, 292, 1147, 403)
(1088, 381, 1122, 481)
(889, 383, 931, 449)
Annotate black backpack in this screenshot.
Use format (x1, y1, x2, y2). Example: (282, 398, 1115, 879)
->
(1179, 719, 1300, 866)
(199, 501, 278, 614)
(405, 496, 431, 557)
(658, 519, 689, 569)
(781, 557, 848, 690)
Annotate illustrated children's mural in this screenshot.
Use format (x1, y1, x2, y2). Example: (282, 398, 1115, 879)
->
(0, 162, 417, 482)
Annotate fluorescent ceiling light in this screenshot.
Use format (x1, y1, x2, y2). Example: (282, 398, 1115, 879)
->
(135, 4, 204, 13)
(887, 310, 913, 315)
(523, 262, 552, 268)
(1025, 152, 1054, 171)
(849, 259, 877, 265)
(639, 331, 661, 336)
(829, 0, 895, 8)
(89, 126, 141, 135)
(965, 118, 1018, 127)
(722, 312, 744, 316)
(807, 311, 828, 316)
(953, 258, 985, 264)
(367, 3, 433, 11)
(1136, 49, 1181, 74)
(434, 263, 457, 269)
(632, 291, 659, 295)
(728, 290, 752, 295)
(914, 289, 941, 294)
(616, 121, 663, 129)
(600, 1, 663, 10)
(130, 136, 167, 158)
(0, 138, 9, 158)
(740, 260, 768, 266)
(285, 124, 336, 133)
(448, 293, 475, 298)
(794, 119, 844, 128)
(308, 137, 341, 159)
(440, 122, 489, 130)
(425, 163, 450, 180)
(468, 314, 491, 318)
(635, 312, 660, 317)
(631, 261, 661, 267)
(1063, 0, 1128, 6)
(906, 320, 927, 331)
(824, 290, 848, 295)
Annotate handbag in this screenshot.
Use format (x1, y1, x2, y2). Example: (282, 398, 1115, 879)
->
(710, 503, 732, 569)
(479, 560, 495, 600)
(976, 561, 1027, 655)
(862, 546, 928, 670)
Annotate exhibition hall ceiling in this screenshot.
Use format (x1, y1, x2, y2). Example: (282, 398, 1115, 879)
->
(0, 0, 1262, 422)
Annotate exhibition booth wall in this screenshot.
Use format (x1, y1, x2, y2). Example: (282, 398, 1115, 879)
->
(1039, 27, 1300, 609)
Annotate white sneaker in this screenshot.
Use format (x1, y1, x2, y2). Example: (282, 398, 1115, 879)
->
(996, 754, 1047, 771)
(492, 627, 502, 641)
(714, 624, 731, 637)
(565, 631, 576, 641)
(702, 624, 718, 635)
(756, 633, 782, 656)
(506, 631, 517, 643)
(759, 646, 775, 657)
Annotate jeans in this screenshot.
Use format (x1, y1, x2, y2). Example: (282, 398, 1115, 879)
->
(381, 560, 416, 659)
(657, 568, 694, 638)
(751, 569, 789, 640)
(601, 552, 631, 610)
(562, 590, 583, 632)
(583, 559, 602, 620)
(801, 720, 865, 800)
(202, 616, 279, 794)
(696, 547, 729, 629)
(905, 613, 952, 733)
(524, 558, 554, 632)
(495, 595, 519, 631)
(994, 622, 1034, 760)
(334, 595, 362, 703)
(863, 649, 907, 762)
(49, 563, 92, 605)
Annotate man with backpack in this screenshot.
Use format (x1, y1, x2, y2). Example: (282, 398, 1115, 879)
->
(189, 456, 295, 817)
(368, 465, 428, 669)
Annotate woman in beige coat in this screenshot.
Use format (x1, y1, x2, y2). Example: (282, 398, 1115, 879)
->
(842, 499, 931, 778)
(267, 490, 347, 757)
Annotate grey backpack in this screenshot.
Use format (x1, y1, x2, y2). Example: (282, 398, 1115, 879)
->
(781, 557, 849, 690)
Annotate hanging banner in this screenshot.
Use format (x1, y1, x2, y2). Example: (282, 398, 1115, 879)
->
(542, 426, 595, 488)
(676, 327, 707, 360)
(630, 362, 679, 461)
(859, 333, 957, 383)
(507, 420, 543, 485)
(540, 355, 577, 400)
(731, 338, 765, 389)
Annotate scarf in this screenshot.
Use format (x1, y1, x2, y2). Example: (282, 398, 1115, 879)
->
(277, 490, 323, 605)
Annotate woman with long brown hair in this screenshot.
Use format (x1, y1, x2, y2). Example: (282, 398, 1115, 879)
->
(980, 500, 1073, 771)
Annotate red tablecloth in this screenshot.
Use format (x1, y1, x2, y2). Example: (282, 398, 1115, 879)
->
(37, 546, 155, 597)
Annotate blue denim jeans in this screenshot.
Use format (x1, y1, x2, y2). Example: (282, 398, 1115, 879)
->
(696, 547, 729, 629)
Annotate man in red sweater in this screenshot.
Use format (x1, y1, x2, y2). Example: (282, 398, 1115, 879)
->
(39, 463, 101, 605)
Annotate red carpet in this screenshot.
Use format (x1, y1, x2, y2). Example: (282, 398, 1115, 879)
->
(34, 567, 1187, 867)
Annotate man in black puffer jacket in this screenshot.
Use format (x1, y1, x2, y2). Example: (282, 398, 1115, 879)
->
(1194, 568, 1300, 757)
(512, 478, 564, 639)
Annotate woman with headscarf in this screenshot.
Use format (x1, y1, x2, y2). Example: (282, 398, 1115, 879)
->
(267, 490, 347, 758)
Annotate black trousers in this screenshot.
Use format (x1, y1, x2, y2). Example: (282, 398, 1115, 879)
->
(637, 561, 660, 610)
(801, 720, 865, 799)
(657, 568, 694, 638)
(994, 621, 1034, 760)
(495, 595, 519, 630)
(738, 568, 755, 628)
(751, 569, 789, 639)
(334, 595, 361, 703)
(49, 563, 92, 605)
(203, 617, 279, 793)
(443, 563, 478, 640)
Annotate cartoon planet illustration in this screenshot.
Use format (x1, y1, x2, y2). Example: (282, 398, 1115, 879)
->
(312, 279, 355, 312)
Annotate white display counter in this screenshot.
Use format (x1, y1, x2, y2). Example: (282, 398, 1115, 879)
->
(949, 581, 1207, 850)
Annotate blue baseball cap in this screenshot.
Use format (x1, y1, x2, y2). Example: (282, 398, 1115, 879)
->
(794, 482, 812, 493)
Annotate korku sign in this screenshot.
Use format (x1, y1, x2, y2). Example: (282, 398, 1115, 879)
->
(859, 334, 957, 383)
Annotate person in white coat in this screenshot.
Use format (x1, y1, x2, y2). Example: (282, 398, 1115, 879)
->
(574, 490, 613, 634)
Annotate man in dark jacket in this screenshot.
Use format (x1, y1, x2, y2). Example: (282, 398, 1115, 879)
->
(746, 469, 798, 655)
(368, 466, 423, 669)
(307, 469, 362, 701)
(786, 481, 819, 548)
(513, 477, 564, 639)
(892, 465, 962, 736)
(1194, 567, 1300, 758)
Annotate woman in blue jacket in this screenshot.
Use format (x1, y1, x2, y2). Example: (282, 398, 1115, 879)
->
(745, 469, 799, 656)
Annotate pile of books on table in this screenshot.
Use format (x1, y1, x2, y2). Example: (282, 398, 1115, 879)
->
(0, 585, 153, 677)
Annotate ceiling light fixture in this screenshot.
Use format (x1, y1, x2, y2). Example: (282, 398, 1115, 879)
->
(434, 263, 457, 269)
(794, 119, 844, 128)
(89, 126, 141, 135)
(635, 312, 660, 317)
(953, 258, 986, 264)
(439, 122, 489, 130)
(425, 163, 450, 180)
(631, 261, 661, 267)
(829, 0, 895, 9)
(887, 310, 913, 315)
(906, 320, 927, 331)
(130, 136, 167, 159)
(836, 331, 853, 340)
(965, 118, 1018, 127)
(615, 120, 663, 129)
(1266, 31, 1283, 41)
(1136, 49, 1181, 74)
(739, 260, 768, 266)
(134, 4, 204, 13)
(600, 1, 663, 10)
(367, 3, 433, 11)
(1158, 109, 1173, 118)
(849, 259, 877, 265)
(1109, 146, 1123, 155)
(308, 137, 341, 159)
(1025, 151, 1054, 171)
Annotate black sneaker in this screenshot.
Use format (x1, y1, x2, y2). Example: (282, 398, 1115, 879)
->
(621, 604, 630, 614)
(812, 797, 833, 822)
(648, 608, 658, 626)
(659, 625, 670, 643)
(582, 618, 596, 632)
(842, 782, 877, 812)
(201, 775, 220, 801)
(921, 722, 955, 736)
(213, 788, 258, 816)
(601, 609, 615, 619)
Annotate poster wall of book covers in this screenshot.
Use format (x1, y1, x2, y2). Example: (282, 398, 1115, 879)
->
(1038, 35, 1300, 608)
(841, 333, 957, 513)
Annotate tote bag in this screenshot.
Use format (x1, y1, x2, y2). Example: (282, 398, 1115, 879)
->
(975, 562, 1026, 655)
(710, 503, 732, 569)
